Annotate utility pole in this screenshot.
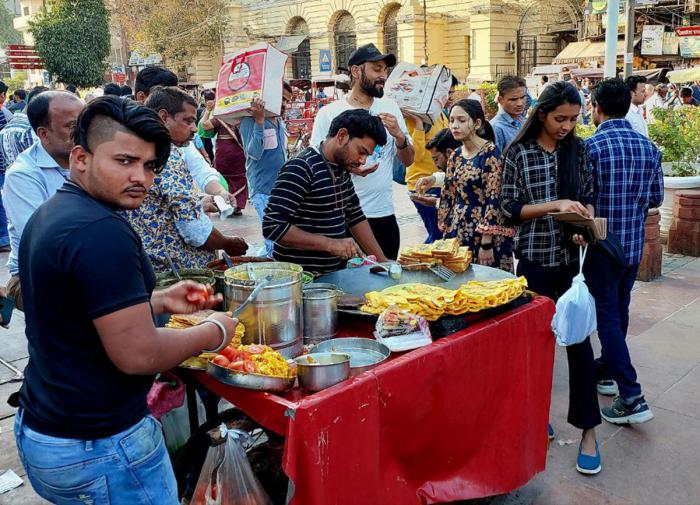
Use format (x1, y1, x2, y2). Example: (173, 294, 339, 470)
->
(623, 0, 635, 78)
(604, 0, 621, 78)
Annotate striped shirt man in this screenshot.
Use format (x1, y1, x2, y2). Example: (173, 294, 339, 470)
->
(263, 146, 366, 273)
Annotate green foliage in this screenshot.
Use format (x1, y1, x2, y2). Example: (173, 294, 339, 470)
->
(479, 82, 498, 119)
(0, 3, 22, 46)
(5, 72, 28, 94)
(29, 0, 111, 87)
(648, 107, 700, 177)
(576, 123, 596, 140)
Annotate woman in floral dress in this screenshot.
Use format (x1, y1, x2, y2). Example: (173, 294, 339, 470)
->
(425, 99, 513, 272)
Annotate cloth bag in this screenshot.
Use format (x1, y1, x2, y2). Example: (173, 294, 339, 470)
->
(551, 245, 597, 346)
(214, 43, 288, 121)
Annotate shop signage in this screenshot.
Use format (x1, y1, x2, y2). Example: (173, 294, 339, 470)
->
(319, 49, 332, 72)
(641, 25, 664, 55)
(676, 26, 700, 58)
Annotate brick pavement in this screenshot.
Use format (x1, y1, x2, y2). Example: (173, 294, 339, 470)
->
(1, 187, 699, 504)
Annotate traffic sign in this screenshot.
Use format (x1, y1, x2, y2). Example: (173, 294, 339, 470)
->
(9, 63, 45, 70)
(7, 44, 35, 50)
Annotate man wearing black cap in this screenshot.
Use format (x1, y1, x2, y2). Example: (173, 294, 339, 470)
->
(311, 43, 414, 260)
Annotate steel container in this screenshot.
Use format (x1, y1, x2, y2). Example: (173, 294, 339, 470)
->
(313, 337, 391, 376)
(224, 262, 304, 358)
(294, 352, 350, 392)
(302, 283, 338, 346)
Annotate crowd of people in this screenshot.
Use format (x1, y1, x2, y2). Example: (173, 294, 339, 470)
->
(0, 40, 673, 501)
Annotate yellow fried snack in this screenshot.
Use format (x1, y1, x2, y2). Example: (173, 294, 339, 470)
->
(361, 277, 528, 320)
(238, 344, 296, 378)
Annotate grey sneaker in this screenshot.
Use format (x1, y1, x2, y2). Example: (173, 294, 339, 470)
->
(597, 379, 618, 396)
(601, 396, 654, 425)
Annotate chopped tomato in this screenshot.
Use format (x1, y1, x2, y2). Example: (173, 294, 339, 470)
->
(220, 347, 236, 361)
(211, 355, 230, 368)
(246, 344, 266, 355)
(228, 349, 251, 362)
(228, 360, 247, 372)
(243, 360, 256, 373)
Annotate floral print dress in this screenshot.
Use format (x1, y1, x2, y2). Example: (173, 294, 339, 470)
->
(438, 142, 514, 272)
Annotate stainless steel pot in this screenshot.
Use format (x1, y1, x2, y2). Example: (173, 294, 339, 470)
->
(224, 262, 303, 358)
(302, 284, 338, 346)
(294, 352, 350, 392)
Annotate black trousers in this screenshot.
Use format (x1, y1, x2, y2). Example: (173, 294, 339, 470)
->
(367, 215, 401, 260)
(517, 257, 601, 431)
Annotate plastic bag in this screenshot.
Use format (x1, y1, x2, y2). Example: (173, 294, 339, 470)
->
(374, 305, 432, 352)
(191, 424, 272, 505)
(552, 246, 597, 346)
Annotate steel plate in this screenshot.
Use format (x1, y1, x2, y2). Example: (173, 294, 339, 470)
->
(206, 360, 296, 393)
(313, 337, 391, 376)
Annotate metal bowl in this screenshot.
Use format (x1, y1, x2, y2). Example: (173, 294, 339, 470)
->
(206, 360, 295, 393)
(294, 352, 351, 392)
(313, 337, 391, 376)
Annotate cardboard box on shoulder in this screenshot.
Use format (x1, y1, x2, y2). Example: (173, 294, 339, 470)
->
(385, 63, 452, 124)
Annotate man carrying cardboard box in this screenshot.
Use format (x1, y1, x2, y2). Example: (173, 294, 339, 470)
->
(311, 44, 414, 260)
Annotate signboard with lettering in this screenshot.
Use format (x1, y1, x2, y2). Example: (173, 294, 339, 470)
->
(641, 25, 664, 55)
(676, 26, 700, 58)
(319, 49, 332, 72)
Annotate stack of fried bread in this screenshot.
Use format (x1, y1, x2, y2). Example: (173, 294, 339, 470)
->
(398, 238, 472, 273)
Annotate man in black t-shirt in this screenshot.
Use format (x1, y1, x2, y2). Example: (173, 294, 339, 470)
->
(15, 96, 238, 504)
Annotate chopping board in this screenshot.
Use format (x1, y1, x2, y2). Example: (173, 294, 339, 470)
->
(316, 264, 515, 298)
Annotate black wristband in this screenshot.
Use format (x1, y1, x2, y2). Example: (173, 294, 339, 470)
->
(480, 242, 493, 251)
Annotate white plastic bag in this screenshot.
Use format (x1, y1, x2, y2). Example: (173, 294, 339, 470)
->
(551, 246, 597, 346)
(374, 306, 432, 352)
(191, 424, 272, 505)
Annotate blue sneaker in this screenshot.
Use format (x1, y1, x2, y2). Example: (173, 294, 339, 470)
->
(548, 423, 555, 441)
(576, 441, 601, 475)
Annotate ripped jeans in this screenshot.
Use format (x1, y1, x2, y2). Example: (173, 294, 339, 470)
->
(14, 409, 178, 504)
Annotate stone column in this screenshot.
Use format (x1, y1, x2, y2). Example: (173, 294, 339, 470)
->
(668, 190, 700, 256)
(637, 208, 662, 281)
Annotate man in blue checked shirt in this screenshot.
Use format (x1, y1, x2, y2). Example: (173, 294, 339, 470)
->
(585, 78, 663, 426)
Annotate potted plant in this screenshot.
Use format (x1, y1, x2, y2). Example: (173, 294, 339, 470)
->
(648, 107, 700, 241)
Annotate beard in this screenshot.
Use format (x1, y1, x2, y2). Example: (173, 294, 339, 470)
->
(334, 145, 360, 173)
(360, 68, 385, 98)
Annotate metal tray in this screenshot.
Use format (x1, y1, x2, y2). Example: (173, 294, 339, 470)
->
(206, 360, 296, 393)
(313, 337, 390, 376)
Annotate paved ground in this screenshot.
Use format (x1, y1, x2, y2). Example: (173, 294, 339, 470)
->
(1, 187, 699, 504)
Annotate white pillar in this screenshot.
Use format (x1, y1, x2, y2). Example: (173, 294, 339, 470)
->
(604, 0, 620, 78)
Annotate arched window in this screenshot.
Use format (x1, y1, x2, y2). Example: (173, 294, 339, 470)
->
(383, 6, 400, 60)
(334, 12, 356, 71)
(289, 18, 311, 80)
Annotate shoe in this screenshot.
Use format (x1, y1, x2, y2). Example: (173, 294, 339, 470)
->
(548, 423, 555, 441)
(576, 441, 601, 475)
(597, 379, 618, 396)
(0, 245, 10, 252)
(601, 396, 654, 425)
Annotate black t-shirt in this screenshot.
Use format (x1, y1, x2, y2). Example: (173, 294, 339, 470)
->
(18, 182, 156, 439)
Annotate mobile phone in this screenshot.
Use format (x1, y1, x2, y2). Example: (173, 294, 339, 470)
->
(0, 296, 15, 328)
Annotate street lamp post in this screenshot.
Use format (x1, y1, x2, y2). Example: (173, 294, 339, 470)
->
(603, 0, 620, 78)
(623, 0, 635, 78)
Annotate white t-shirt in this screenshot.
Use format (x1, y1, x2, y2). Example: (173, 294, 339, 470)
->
(310, 96, 411, 218)
(626, 104, 648, 137)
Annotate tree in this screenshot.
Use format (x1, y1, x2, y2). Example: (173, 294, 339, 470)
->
(0, 4, 22, 46)
(110, 0, 228, 75)
(5, 72, 28, 94)
(29, 0, 111, 87)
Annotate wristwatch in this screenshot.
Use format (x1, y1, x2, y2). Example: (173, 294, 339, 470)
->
(397, 135, 409, 150)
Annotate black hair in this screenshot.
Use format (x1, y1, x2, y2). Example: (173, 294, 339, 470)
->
(73, 95, 171, 172)
(202, 90, 215, 101)
(681, 87, 693, 98)
(103, 83, 122, 96)
(283, 81, 293, 94)
(449, 99, 496, 143)
(625, 75, 647, 93)
(425, 128, 461, 153)
(27, 86, 48, 105)
(508, 81, 584, 201)
(27, 90, 82, 132)
(14, 89, 27, 100)
(65, 84, 78, 94)
(497, 75, 526, 95)
(0, 81, 8, 94)
(591, 78, 631, 119)
(135, 66, 178, 97)
(327, 109, 387, 147)
(451, 75, 459, 89)
(541, 75, 549, 83)
(120, 85, 133, 97)
(144, 86, 197, 116)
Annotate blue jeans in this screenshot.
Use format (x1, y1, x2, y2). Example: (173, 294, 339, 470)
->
(14, 410, 178, 504)
(0, 171, 10, 247)
(411, 188, 441, 244)
(250, 192, 274, 258)
(583, 247, 642, 399)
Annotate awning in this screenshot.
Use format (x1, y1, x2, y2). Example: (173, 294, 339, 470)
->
(275, 35, 308, 54)
(532, 64, 579, 75)
(632, 68, 670, 85)
(553, 41, 592, 64)
(668, 67, 700, 83)
(570, 67, 604, 79)
(576, 39, 640, 60)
